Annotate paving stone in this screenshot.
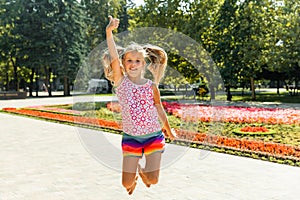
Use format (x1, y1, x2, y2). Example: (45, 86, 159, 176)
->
(1, 97, 300, 200)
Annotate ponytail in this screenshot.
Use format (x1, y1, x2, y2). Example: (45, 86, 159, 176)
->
(144, 44, 168, 85)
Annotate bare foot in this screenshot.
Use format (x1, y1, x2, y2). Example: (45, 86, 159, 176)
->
(127, 176, 138, 195)
(137, 164, 151, 188)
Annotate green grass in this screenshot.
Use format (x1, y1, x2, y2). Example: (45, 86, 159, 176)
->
(76, 88, 299, 104)
(229, 90, 299, 103)
(160, 88, 300, 104)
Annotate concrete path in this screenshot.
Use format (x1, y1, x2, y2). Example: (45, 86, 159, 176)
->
(0, 94, 116, 109)
(1, 97, 300, 200)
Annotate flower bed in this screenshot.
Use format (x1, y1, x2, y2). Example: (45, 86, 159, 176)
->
(2, 107, 121, 131)
(26, 105, 83, 115)
(105, 101, 300, 165)
(161, 101, 300, 125)
(2, 101, 300, 166)
(175, 129, 300, 160)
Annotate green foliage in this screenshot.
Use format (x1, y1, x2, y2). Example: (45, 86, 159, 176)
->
(0, 0, 89, 95)
(128, 0, 300, 100)
(53, 0, 88, 95)
(72, 101, 106, 111)
(1, 0, 299, 99)
(0, 0, 21, 90)
(127, 0, 202, 86)
(81, 0, 124, 49)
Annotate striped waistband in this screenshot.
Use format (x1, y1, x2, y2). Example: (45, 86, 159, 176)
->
(123, 130, 163, 140)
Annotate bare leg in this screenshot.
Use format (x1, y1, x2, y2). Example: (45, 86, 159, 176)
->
(137, 164, 151, 188)
(122, 156, 140, 195)
(138, 152, 162, 188)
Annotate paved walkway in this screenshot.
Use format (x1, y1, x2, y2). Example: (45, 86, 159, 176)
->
(1, 97, 300, 200)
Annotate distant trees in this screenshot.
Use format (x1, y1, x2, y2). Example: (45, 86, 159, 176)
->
(0, 0, 129, 96)
(0, 0, 88, 96)
(128, 0, 299, 100)
(12, 0, 59, 96)
(0, 0, 299, 99)
(53, 0, 87, 96)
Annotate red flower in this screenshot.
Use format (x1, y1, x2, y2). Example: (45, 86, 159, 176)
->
(2, 107, 17, 111)
(2, 108, 122, 131)
(240, 126, 269, 132)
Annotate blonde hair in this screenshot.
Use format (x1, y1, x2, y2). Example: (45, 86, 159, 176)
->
(121, 42, 147, 59)
(102, 43, 168, 85)
(144, 44, 167, 85)
(102, 46, 125, 83)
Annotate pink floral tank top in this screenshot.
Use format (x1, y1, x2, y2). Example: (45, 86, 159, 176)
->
(115, 76, 161, 136)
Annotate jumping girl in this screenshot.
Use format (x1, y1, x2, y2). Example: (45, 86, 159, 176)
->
(103, 16, 176, 195)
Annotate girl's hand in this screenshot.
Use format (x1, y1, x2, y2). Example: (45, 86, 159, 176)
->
(164, 128, 177, 140)
(106, 16, 120, 32)
(169, 128, 177, 140)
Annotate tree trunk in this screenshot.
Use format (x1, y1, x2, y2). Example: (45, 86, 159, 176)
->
(226, 85, 232, 101)
(11, 57, 18, 91)
(45, 67, 52, 96)
(241, 86, 245, 96)
(63, 76, 70, 96)
(35, 69, 39, 97)
(5, 62, 9, 91)
(29, 68, 34, 97)
(48, 69, 52, 97)
(276, 79, 280, 95)
(250, 77, 256, 100)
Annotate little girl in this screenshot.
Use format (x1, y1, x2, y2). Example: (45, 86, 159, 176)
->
(103, 16, 176, 195)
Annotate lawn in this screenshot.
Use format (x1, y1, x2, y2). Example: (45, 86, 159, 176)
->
(159, 87, 300, 104)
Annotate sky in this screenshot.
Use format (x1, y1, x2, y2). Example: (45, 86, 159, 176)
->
(131, 0, 144, 6)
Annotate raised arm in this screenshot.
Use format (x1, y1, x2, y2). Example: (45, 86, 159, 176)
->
(106, 16, 123, 84)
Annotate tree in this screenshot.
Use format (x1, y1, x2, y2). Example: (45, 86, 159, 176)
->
(81, 0, 123, 50)
(8, 0, 60, 96)
(232, 0, 278, 100)
(128, 0, 214, 90)
(180, 0, 225, 100)
(210, 0, 240, 101)
(0, 0, 20, 91)
(78, 0, 126, 93)
(276, 0, 300, 95)
(53, 0, 88, 96)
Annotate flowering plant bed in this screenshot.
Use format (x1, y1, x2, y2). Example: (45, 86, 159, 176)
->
(2, 101, 300, 167)
(175, 129, 300, 165)
(233, 126, 276, 135)
(161, 101, 300, 125)
(2, 107, 121, 131)
(26, 105, 83, 116)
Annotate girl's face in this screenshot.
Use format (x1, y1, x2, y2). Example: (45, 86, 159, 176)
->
(123, 51, 146, 79)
